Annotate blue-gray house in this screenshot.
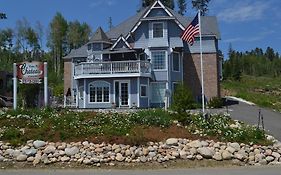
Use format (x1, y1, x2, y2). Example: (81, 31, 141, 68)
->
(63, 0, 221, 109)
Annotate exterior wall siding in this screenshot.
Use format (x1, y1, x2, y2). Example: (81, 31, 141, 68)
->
(64, 59, 72, 95)
(139, 77, 149, 108)
(147, 8, 169, 17)
(183, 53, 220, 101)
(134, 22, 149, 49)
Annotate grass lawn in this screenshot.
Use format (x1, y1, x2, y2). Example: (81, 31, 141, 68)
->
(222, 75, 281, 111)
(0, 108, 271, 146)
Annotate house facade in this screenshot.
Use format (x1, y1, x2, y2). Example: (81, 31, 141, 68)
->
(63, 0, 221, 109)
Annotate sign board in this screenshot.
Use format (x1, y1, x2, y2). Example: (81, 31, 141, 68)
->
(17, 61, 44, 84)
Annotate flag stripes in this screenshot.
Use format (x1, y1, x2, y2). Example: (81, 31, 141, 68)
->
(180, 13, 199, 45)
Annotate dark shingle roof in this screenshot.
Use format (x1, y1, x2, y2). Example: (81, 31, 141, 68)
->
(106, 6, 150, 39)
(63, 45, 87, 59)
(106, 6, 220, 39)
(89, 27, 111, 44)
(169, 8, 221, 39)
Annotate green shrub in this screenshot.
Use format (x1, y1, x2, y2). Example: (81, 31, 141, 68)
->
(208, 97, 224, 108)
(172, 83, 197, 113)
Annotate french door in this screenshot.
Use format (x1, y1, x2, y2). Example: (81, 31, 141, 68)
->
(114, 81, 129, 107)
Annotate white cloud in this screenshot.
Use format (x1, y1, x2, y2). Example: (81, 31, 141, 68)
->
(223, 30, 275, 43)
(90, 0, 116, 8)
(217, 1, 270, 22)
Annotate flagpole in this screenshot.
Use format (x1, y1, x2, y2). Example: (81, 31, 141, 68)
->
(198, 10, 205, 114)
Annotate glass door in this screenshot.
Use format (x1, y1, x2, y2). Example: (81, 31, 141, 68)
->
(120, 82, 129, 106)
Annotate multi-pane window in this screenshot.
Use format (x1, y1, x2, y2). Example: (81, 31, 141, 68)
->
(89, 81, 110, 103)
(151, 51, 166, 70)
(173, 52, 180, 71)
(153, 22, 164, 38)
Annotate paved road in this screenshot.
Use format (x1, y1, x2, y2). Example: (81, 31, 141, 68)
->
(0, 166, 281, 175)
(224, 98, 281, 141)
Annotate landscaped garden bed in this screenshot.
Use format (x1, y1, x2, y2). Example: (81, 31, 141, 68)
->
(0, 108, 279, 167)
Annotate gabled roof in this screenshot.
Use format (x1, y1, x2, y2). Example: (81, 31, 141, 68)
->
(89, 27, 111, 44)
(111, 35, 132, 50)
(106, 2, 220, 40)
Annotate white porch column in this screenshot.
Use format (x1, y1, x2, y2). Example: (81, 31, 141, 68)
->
(83, 79, 86, 108)
(13, 63, 17, 110)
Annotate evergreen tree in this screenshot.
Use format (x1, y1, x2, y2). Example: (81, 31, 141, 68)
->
(177, 0, 187, 15)
(192, 0, 211, 16)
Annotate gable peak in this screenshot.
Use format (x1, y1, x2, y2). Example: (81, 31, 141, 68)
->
(89, 26, 111, 44)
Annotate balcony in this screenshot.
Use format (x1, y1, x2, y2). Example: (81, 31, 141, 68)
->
(74, 60, 151, 79)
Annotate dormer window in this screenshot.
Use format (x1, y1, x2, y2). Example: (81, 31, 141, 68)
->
(152, 22, 164, 38)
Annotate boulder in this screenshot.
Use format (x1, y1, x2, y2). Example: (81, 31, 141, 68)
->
(266, 156, 275, 162)
(24, 148, 37, 156)
(272, 152, 280, 159)
(226, 146, 236, 154)
(213, 152, 222, 161)
(43, 146, 56, 154)
(229, 142, 240, 151)
(65, 147, 79, 156)
(197, 147, 214, 159)
(188, 140, 202, 148)
(222, 150, 232, 160)
(116, 153, 124, 162)
(16, 154, 27, 161)
(61, 156, 70, 162)
(33, 140, 46, 148)
(166, 138, 178, 146)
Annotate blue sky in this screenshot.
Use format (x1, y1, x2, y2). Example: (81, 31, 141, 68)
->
(0, 0, 280, 58)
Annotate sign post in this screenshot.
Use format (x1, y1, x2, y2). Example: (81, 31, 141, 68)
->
(44, 62, 48, 107)
(13, 63, 17, 110)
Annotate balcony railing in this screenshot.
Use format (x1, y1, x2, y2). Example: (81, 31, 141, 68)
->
(74, 60, 151, 77)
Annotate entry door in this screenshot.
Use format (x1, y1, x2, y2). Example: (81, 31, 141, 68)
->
(115, 81, 129, 107)
(120, 82, 129, 106)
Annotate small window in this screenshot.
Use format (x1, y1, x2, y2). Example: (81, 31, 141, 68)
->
(153, 22, 164, 38)
(140, 85, 147, 97)
(173, 52, 180, 72)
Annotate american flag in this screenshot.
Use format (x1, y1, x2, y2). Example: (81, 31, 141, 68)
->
(181, 13, 199, 45)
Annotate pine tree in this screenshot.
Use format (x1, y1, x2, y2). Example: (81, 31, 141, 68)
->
(177, 0, 186, 15)
(192, 0, 211, 16)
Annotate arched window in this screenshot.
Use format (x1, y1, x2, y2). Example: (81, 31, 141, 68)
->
(89, 81, 110, 103)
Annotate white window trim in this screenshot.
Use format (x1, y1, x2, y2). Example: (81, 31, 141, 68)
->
(140, 84, 148, 98)
(150, 50, 167, 71)
(172, 52, 180, 72)
(152, 22, 164, 38)
(113, 80, 131, 108)
(88, 81, 111, 104)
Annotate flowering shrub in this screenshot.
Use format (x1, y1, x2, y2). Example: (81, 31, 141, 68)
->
(0, 108, 270, 146)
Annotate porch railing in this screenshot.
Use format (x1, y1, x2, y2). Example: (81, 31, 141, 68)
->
(74, 60, 151, 76)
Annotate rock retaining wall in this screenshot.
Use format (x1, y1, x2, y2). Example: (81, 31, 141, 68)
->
(1, 139, 281, 167)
